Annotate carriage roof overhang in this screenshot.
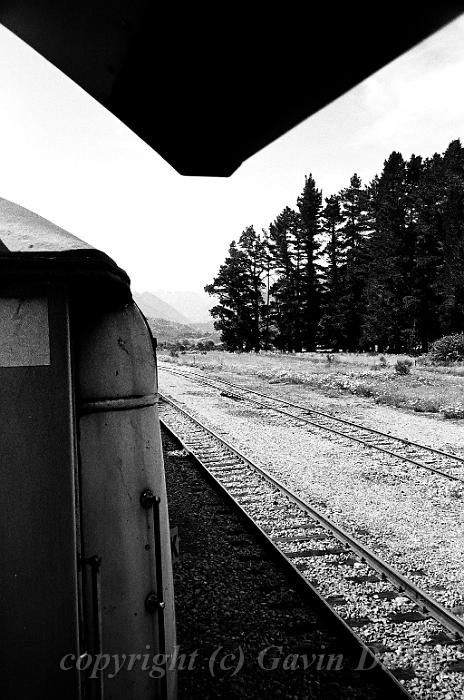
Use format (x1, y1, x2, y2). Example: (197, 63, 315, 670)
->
(1, 3, 463, 177)
(0, 198, 131, 305)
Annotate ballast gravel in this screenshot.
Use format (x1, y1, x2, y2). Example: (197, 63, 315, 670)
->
(162, 430, 401, 700)
(160, 368, 464, 698)
(159, 370, 464, 613)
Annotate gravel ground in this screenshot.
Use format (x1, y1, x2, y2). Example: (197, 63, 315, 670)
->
(161, 363, 464, 455)
(159, 369, 464, 612)
(162, 430, 404, 700)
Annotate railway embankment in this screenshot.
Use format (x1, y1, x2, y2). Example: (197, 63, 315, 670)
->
(162, 430, 405, 700)
(161, 395, 464, 700)
(158, 366, 464, 623)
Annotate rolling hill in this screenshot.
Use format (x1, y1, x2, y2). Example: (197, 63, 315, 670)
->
(145, 317, 220, 345)
(133, 291, 191, 324)
(133, 289, 219, 345)
(153, 289, 214, 323)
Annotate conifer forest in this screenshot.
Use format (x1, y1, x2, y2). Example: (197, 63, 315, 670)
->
(205, 140, 464, 354)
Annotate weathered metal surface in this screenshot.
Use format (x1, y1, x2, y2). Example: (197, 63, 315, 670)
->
(77, 303, 176, 699)
(0, 296, 50, 366)
(0, 292, 80, 699)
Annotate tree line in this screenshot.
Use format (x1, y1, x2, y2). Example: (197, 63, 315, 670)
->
(205, 139, 464, 353)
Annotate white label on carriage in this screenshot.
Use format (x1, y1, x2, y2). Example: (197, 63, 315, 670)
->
(0, 298, 50, 366)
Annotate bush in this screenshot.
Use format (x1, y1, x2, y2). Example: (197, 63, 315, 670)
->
(429, 333, 464, 363)
(442, 404, 464, 419)
(412, 398, 440, 413)
(354, 384, 375, 398)
(394, 359, 413, 375)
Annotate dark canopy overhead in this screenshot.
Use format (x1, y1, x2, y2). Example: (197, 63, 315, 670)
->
(1, 2, 462, 176)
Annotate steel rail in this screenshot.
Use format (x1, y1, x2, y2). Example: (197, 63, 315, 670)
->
(160, 392, 464, 643)
(160, 398, 413, 700)
(161, 363, 464, 462)
(159, 364, 464, 482)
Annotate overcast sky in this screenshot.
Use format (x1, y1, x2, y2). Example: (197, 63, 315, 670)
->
(0, 15, 463, 294)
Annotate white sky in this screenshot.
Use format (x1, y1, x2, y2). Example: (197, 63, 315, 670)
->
(0, 15, 463, 293)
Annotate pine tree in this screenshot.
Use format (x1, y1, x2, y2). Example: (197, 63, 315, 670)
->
(205, 227, 267, 351)
(237, 226, 268, 348)
(260, 229, 273, 350)
(408, 153, 442, 351)
(267, 207, 301, 350)
(296, 174, 322, 351)
(337, 174, 371, 350)
(319, 194, 344, 349)
(362, 153, 410, 351)
(437, 139, 464, 334)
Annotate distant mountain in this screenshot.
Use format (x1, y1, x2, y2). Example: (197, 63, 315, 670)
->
(145, 317, 220, 344)
(190, 321, 215, 333)
(133, 291, 191, 324)
(153, 289, 214, 323)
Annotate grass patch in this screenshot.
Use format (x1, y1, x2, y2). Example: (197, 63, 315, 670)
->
(159, 351, 464, 419)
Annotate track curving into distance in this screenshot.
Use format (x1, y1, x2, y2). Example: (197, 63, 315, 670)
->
(159, 393, 464, 699)
(159, 363, 464, 483)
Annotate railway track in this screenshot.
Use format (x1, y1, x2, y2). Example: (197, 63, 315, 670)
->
(159, 393, 464, 700)
(159, 363, 464, 483)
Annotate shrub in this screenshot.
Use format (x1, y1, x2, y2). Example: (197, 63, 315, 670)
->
(394, 359, 413, 375)
(429, 333, 464, 363)
(354, 384, 375, 398)
(442, 404, 464, 419)
(412, 398, 440, 413)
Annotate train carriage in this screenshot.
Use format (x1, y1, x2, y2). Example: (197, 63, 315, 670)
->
(0, 197, 176, 699)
